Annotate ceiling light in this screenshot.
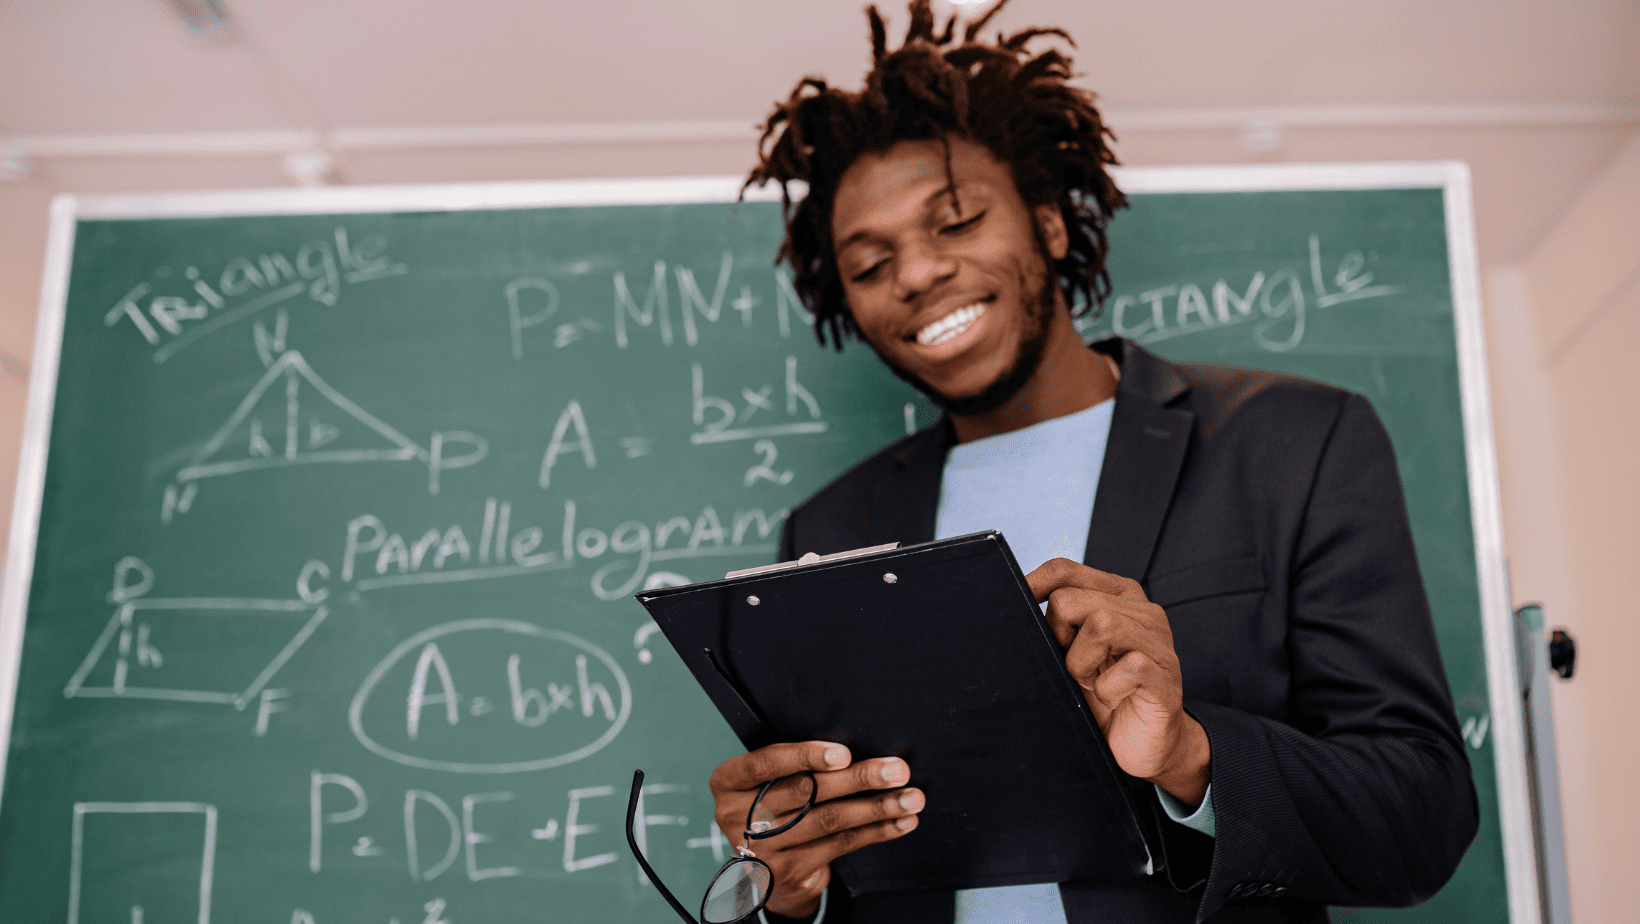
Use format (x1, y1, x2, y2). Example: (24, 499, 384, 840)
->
(284, 151, 336, 187)
(163, 0, 236, 40)
(0, 152, 31, 182)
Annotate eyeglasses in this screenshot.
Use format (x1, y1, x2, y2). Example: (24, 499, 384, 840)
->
(626, 768, 818, 924)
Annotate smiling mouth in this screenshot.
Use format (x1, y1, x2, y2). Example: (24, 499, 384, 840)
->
(915, 303, 987, 346)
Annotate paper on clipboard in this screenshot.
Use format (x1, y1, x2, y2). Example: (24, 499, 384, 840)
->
(635, 530, 1153, 895)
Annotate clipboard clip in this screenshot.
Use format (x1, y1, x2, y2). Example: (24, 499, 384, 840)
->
(725, 542, 900, 579)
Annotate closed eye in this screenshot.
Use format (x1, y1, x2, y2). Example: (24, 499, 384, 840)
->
(845, 211, 983, 282)
(850, 260, 886, 283)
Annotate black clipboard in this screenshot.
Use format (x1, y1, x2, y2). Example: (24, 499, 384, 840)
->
(636, 531, 1153, 894)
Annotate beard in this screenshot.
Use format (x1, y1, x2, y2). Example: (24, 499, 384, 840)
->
(867, 259, 1060, 418)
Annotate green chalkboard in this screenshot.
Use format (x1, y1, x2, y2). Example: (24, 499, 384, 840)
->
(0, 167, 1530, 924)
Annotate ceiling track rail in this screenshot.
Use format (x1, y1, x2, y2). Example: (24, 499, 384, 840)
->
(3, 105, 1636, 161)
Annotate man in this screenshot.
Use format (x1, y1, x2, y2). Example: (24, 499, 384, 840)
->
(708, 3, 1478, 922)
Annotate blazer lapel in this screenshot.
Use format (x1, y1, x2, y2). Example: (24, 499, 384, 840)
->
(1083, 339, 1194, 582)
(869, 418, 952, 546)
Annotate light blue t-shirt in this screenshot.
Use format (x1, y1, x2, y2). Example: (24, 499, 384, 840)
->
(935, 399, 1115, 575)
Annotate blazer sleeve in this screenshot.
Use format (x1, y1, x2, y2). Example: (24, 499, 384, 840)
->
(1168, 393, 1479, 920)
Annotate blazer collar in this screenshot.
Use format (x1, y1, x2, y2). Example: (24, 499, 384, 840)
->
(1082, 337, 1195, 582)
(869, 337, 1194, 582)
(870, 414, 952, 547)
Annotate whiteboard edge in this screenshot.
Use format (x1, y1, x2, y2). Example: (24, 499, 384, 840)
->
(66, 175, 786, 218)
(0, 194, 78, 809)
(1111, 161, 1456, 193)
(1444, 163, 1542, 924)
(52, 162, 1464, 219)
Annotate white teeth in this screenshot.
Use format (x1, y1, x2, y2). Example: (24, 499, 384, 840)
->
(916, 303, 986, 346)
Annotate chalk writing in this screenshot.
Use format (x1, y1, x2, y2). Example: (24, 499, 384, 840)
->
(348, 620, 631, 773)
(309, 772, 710, 889)
(341, 498, 782, 601)
(64, 557, 327, 713)
(70, 802, 217, 924)
(256, 689, 291, 736)
(744, 439, 795, 487)
(104, 227, 407, 363)
(506, 277, 560, 361)
(166, 348, 486, 516)
(539, 400, 596, 489)
(633, 574, 690, 665)
(508, 256, 811, 357)
(691, 356, 826, 444)
(1082, 234, 1405, 352)
(1462, 713, 1490, 749)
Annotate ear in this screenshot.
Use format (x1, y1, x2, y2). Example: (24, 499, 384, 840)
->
(1034, 203, 1069, 261)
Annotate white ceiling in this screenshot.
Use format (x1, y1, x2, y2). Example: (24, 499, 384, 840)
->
(1, 0, 1638, 364)
(4, 0, 1637, 130)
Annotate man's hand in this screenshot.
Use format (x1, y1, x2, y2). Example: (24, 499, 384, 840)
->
(1028, 558, 1211, 807)
(709, 741, 923, 919)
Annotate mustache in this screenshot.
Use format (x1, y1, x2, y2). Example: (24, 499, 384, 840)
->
(869, 263, 1060, 418)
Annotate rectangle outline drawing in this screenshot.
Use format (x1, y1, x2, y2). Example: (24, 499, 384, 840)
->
(69, 801, 217, 924)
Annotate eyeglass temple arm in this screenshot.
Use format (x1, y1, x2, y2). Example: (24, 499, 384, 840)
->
(627, 771, 703, 924)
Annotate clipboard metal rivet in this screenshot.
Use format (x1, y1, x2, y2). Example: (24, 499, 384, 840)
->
(747, 595, 760, 606)
(883, 573, 897, 584)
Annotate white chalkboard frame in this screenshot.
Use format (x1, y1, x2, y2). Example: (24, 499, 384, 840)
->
(0, 164, 1535, 924)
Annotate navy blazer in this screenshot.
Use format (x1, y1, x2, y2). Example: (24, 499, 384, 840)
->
(768, 338, 1478, 924)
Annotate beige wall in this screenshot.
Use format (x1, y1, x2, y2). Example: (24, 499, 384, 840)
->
(1485, 129, 1640, 924)
(0, 182, 53, 599)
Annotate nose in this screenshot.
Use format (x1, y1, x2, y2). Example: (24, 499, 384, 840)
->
(893, 238, 956, 300)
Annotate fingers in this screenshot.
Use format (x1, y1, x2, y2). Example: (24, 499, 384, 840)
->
(805, 786, 925, 845)
(815, 755, 910, 803)
(744, 754, 908, 820)
(1027, 557, 1144, 603)
(1042, 586, 1171, 654)
(1029, 560, 1157, 652)
(770, 787, 924, 866)
(714, 749, 911, 828)
(710, 740, 850, 794)
(761, 801, 923, 918)
(752, 784, 926, 918)
(1026, 561, 1201, 789)
(766, 865, 831, 918)
(775, 813, 922, 885)
(707, 746, 926, 920)
(725, 766, 922, 844)
(1084, 649, 1175, 711)
(1088, 651, 1195, 782)
(1058, 602, 1175, 686)
(711, 743, 919, 867)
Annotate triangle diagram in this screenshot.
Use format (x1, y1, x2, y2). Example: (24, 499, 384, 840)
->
(178, 351, 425, 482)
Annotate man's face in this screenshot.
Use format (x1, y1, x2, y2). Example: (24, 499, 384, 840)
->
(830, 136, 1066, 415)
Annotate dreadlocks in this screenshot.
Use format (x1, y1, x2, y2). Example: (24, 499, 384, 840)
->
(746, 0, 1127, 349)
